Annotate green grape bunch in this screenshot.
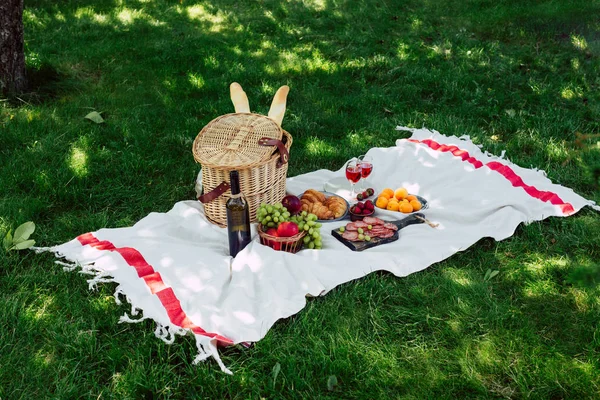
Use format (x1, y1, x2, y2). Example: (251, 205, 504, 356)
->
(257, 204, 323, 250)
(290, 211, 323, 250)
(256, 203, 291, 229)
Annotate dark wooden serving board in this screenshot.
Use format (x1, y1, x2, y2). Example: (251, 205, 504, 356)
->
(331, 213, 426, 251)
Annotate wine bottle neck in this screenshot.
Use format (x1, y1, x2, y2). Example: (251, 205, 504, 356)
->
(229, 170, 241, 195)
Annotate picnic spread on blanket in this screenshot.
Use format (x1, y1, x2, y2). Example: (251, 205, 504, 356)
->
(37, 83, 600, 374)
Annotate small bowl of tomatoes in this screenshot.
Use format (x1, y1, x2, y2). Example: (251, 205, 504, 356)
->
(348, 200, 375, 221)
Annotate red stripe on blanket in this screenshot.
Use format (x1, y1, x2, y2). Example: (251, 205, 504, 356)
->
(76, 232, 234, 345)
(407, 138, 575, 215)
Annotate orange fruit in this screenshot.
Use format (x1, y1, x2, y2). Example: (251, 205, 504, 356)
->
(406, 195, 417, 202)
(399, 202, 414, 213)
(394, 187, 408, 200)
(380, 188, 394, 199)
(386, 201, 400, 211)
(410, 200, 422, 211)
(401, 199, 409, 204)
(376, 196, 389, 209)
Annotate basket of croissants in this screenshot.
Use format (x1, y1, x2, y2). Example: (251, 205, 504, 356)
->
(300, 189, 348, 220)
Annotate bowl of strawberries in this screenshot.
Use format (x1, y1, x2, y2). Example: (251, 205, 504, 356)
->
(348, 199, 376, 221)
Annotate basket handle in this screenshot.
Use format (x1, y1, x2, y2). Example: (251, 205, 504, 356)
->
(197, 181, 230, 203)
(258, 137, 289, 168)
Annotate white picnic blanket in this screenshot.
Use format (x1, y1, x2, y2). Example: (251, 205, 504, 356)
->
(38, 127, 599, 374)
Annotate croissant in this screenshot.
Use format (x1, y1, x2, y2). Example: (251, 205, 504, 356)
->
(325, 197, 347, 218)
(312, 203, 334, 220)
(301, 199, 313, 213)
(301, 192, 322, 204)
(304, 189, 326, 203)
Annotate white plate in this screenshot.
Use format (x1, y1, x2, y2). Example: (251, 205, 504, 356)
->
(300, 190, 349, 222)
(370, 195, 428, 220)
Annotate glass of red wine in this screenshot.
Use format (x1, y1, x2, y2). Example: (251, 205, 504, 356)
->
(345, 158, 362, 199)
(358, 155, 373, 191)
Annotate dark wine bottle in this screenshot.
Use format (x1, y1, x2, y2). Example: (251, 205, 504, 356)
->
(226, 170, 251, 257)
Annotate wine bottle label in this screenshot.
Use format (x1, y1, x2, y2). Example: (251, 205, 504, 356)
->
(228, 212, 249, 231)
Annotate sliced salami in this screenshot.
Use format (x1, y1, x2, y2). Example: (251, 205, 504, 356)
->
(362, 217, 379, 225)
(342, 231, 359, 241)
(345, 223, 358, 231)
(373, 217, 385, 225)
(380, 231, 395, 238)
(383, 223, 398, 231)
(354, 221, 369, 228)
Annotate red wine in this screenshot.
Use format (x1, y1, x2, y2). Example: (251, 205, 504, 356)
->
(226, 171, 251, 257)
(360, 162, 373, 178)
(346, 166, 362, 183)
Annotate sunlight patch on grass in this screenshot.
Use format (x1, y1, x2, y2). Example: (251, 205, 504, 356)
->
(397, 43, 411, 60)
(188, 73, 205, 89)
(0, 217, 9, 236)
(347, 132, 363, 147)
(447, 318, 462, 333)
(411, 18, 423, 30)
(266, 48, 339, 75)
(544, 140, 569, 162)
(304, 0, 327, 12)
(528, 78, 548, 95)
(115, 8, 161, 26)
(24, 294, 56, 323)
(561, 85, 584, 100)
(360, 345, 398, 370)
(74, 8, 109, 25)
(443, 268, 474, 288)
(33, 349, 55, 368)
(475, 338, 500, 368)
(306, 137, 336, 157)
(428, 42, 453, 59)
(568, 288, 591, 313)
(69, 146, 89, 178)
(53, 11, 66, 22)
(186, 5, 227, 32)
(523, 279, 559, 299)
(571, 58, 581, 71)
(23, 10, 48, 28)
(571, 35, 588, 51)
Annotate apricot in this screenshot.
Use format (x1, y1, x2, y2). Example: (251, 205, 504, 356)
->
(380, 188, 394, 199)
(410, 200, 422, 211)
(375, 196, 389, 209)
(386, 201, 400, 211)
(399, 202, 414, 213)
(394, 187, 408, 200)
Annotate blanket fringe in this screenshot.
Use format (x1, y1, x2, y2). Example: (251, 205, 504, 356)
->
(193, 336, 233, 375)
(33, 243, 234, 375)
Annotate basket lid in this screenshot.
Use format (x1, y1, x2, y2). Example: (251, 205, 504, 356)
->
(193, 113, 283, 168)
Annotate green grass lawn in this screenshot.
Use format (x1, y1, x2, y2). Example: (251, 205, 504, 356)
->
(2, 0, 600, 398)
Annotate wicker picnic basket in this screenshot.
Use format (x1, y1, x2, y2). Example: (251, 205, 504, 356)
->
(192, 83, 292, 227)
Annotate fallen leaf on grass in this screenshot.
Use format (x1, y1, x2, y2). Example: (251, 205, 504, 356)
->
(327, 375, 338, 391)
(84, 111, 105, 124)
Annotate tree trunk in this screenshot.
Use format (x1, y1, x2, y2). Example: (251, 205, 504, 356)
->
(0, 0, 26, 96)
